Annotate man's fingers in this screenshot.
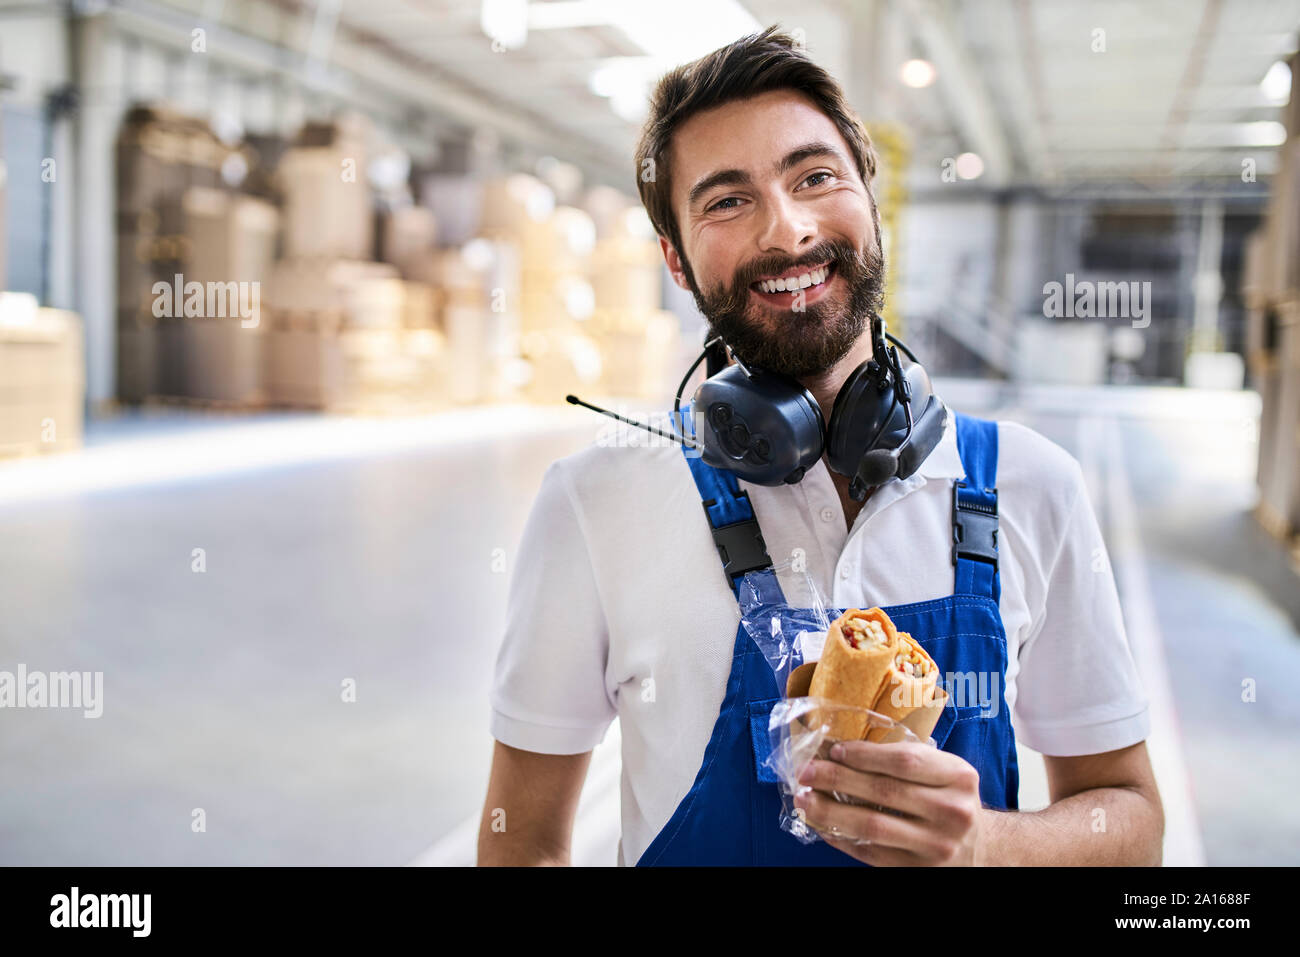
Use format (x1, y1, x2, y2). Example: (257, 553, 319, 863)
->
(795, 789, 941, 857)
(821, 831, 925, 867)
(800, 758, 946, 821)
(829, 740, 976, 788)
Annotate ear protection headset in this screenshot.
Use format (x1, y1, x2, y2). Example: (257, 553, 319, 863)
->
(672, 315, 948, 501)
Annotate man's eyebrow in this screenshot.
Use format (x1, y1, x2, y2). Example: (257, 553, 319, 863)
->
(686, 141, 847, 209)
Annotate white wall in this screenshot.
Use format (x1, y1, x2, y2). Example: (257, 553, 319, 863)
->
(900, 198, 1001, 318)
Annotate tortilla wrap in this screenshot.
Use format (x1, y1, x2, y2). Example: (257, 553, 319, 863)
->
(805, 608, 901, 740)
(864, 631, 940, 742)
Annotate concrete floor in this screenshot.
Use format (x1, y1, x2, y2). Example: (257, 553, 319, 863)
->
(1, 382, 1297, 866)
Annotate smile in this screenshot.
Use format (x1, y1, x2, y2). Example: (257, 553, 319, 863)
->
(750, 262, 834, 295)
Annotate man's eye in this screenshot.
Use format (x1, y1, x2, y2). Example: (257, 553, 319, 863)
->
(802, 171, 832, 188)
(708, 196, 741, 212)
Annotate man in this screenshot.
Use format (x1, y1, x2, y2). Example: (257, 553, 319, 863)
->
(478, 27, 1163, 866)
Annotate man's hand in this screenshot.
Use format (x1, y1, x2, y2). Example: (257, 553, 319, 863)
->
(792, 740, 983, 866)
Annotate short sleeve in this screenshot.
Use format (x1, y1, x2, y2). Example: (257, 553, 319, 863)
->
(1012, 461, 1151, 756)
(489, 460, 616, 754)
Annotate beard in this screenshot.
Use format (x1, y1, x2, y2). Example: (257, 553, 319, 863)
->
(680, 236, 886, 378)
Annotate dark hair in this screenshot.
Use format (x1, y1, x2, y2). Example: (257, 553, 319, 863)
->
(634, 25, 878, 260)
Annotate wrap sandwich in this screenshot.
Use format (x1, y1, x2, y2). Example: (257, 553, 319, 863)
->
(798, 607, 948, 744)
(804, 608, 901, 741)
(864, 631, 948, 743)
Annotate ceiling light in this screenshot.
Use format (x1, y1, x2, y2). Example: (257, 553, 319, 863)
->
(606, 1, 760, 63)
(589, 58, 660, 121)
(900, 59, 936, 88)
(481, 0, 528, 50)
(1237, 120, 1287, 146)
(578, 1, 761, 122)
(955, 152, 984, 180)
(1261, 60, 1292, 104)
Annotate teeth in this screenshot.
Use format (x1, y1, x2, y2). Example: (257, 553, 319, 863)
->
(758, 265, 830, 295)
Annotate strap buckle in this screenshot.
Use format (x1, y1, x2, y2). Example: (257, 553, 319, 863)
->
(952, 480, 999, 572)
(701, 499, 773, 582)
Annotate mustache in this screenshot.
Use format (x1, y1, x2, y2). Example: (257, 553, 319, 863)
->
(732, 242, 857, 290)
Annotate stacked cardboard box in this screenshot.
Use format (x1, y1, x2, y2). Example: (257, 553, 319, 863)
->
(585, 206, 680, 401)
(591, 233, 662, 315)
(263, 258, 446, 411)
(381, 205, 438, 279)
(434, 239, 522, 405)
(401, 281, 440, 330)
(239, 134, 290, 205)
(261, 116, 447, 412)
(279, 116, 374, 261)
(266, 259, 402, 328)
(264, 325, 446, 414)
(587, 309, 681, 400)
(477, 174, 607, 403)
(515, 205, 597, 342)
(0, 294, 84, 457)
(1255, 301, 1300, 541)
(172, 187, 280, 404)
(1246, 54, 1300, 547)
(480, 174, 558, 334)
(115, 105, 229, 402)
(0, 122, 6, 290)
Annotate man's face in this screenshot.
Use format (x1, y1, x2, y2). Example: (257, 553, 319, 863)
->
(661, 89, 885, 378)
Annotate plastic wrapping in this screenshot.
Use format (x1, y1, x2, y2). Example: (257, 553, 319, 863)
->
(763, 697, 932, 845)
(737, 561, 939, 847)
(736, 561, 832, 694)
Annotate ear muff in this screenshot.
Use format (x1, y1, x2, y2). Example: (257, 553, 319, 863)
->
(683, 324, 944, 492)
(692, 363, 826, 486)
(826, 352, 947, 494)
(825, 355, 892, 480)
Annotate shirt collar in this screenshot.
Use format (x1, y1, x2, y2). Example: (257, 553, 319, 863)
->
(831, 404, 965, 537)
(916, 404, 967, 481)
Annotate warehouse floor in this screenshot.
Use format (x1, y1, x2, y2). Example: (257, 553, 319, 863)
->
(1, 382, 1296, 866)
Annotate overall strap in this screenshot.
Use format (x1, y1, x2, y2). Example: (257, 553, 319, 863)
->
(674, 404, 774, 597)
(952, 412, 1001, 603)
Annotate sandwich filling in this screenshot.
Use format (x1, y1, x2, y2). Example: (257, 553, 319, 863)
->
(842, 615, 889, 650)
(894, 644, 933, 678)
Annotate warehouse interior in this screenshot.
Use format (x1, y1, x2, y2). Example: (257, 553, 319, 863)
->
(1, 0, 1299, 866)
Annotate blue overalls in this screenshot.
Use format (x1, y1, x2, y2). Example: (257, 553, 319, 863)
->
(637, 405, 1019, 866)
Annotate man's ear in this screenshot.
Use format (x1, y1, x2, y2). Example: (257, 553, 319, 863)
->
(658, 236, 692, 292)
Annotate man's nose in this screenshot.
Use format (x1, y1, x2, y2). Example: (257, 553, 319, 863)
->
(755, 190, 817, 258)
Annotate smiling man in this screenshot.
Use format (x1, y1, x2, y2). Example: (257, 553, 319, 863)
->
(479, 26, 1164, 867)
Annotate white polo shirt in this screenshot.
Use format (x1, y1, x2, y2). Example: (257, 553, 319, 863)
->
(489, 405, 1151, 866)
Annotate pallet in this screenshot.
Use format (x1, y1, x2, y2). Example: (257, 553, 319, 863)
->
(1252, 503, 1300, 577)
(1255, 501, 1294, 542)
(0, 440, 45, 460)
(140, 394, 266, 414)
(0, 437, 83, 460)
(270, 309, 346, 334)
(263, 393, 443, 417)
